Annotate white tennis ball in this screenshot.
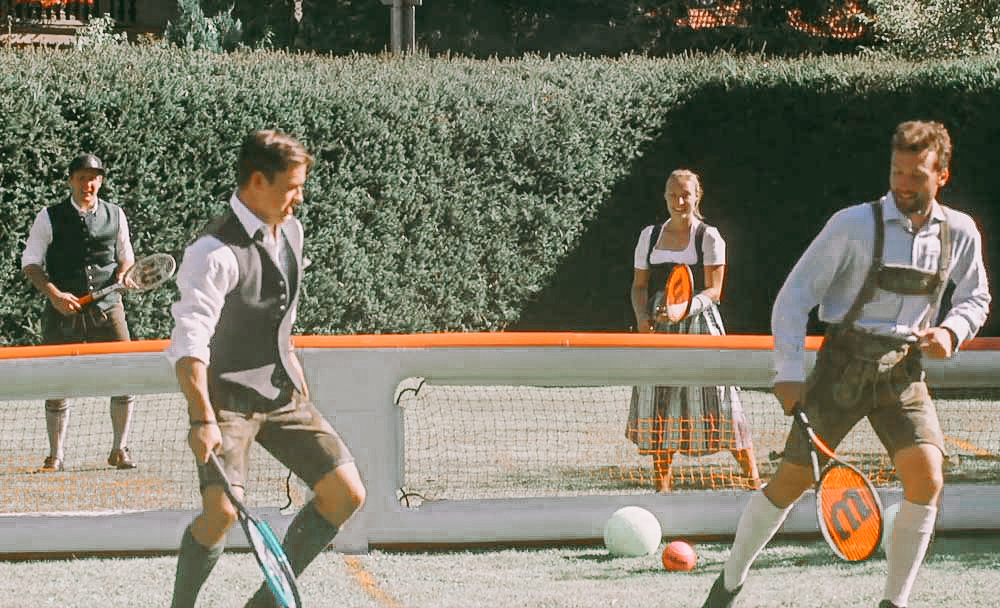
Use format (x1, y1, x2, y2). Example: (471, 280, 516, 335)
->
(603, 506, 662, 557)
(882, 502, 901, 559)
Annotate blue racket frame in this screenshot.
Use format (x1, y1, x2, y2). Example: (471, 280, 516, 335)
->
(208, 453, 302, 608)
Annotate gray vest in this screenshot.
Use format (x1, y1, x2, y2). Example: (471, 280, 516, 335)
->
(45, 197, 122, 311)
(206, 211, 302, 412)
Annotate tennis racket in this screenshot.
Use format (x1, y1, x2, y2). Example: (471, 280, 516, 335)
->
(208, 453, 302, 608)
(793, 407, 884, 561)
(655, 263, 694, 323)
(77, 252, 176, 306)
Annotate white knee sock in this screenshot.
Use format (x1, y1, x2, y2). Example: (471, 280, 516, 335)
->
(45, 401, 69, 459)
(723, 491, 794, 591)
(110, 396, 135, 450)
(884, 500, 936, 607)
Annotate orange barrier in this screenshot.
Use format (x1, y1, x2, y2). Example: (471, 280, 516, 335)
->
(2, 333, 997, 359)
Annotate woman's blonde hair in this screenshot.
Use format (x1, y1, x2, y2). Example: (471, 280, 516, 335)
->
(664, 169, 704, 219)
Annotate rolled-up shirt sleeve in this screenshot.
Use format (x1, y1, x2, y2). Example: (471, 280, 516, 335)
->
(165, 236, 238, 367)
(772, 212, 855, 383)
(21, 209, 53, 269)
(116, 208, 135, 266)
(938, 214, 991, 347)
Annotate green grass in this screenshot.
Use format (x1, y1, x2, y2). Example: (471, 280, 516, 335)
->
(3, 534, 1000, 607)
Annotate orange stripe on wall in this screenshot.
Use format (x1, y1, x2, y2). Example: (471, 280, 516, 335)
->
(1, 334, 997, 359)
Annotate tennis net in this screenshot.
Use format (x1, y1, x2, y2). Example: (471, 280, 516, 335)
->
(1, 333, 999, 554)
(398, 383, 1000, 503)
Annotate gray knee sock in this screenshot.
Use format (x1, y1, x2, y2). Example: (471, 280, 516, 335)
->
(244, 500, 339, 607)
(172, 525, 225, 608)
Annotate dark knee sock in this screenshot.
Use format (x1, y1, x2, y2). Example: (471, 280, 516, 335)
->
(244, 500, 339, 607)
(172, 525, 225, 608)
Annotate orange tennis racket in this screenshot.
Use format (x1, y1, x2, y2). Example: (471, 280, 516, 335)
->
(794, 407, 883, 561)
(655, 264, 694, 323)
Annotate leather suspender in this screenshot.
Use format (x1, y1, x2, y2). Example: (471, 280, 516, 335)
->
(839, 200, 951, 331)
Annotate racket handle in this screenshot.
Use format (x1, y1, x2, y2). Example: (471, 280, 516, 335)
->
(793, 407, 838, 460)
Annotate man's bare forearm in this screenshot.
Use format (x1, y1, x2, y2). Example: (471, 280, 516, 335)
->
(23, 264, 57, 298)
(175, 356, 215, 422)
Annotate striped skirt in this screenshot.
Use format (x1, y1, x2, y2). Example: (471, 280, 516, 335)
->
(625, 303, 755, 456)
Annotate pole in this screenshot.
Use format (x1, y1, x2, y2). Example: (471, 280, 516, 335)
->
(390, 0, 417, 55)
(390, 0, 402, 54)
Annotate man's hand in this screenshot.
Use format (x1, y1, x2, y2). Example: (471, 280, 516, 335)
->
(188, 423, 222, 463)
(916, 327, 955, 359)
(773, 381, 805, 416)
(49, 290, 82, 316)
(118, 263, 140, 289)
(24, 264, 80, 315)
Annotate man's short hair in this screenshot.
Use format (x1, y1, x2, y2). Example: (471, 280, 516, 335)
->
(892, 121, 952, 171)
(237, 130, 314, 187)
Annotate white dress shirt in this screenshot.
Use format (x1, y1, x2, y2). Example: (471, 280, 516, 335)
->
(633, 219, 726, 269)
(166, 193, 302, 367)
(772, 192, 991, 382)
(21, 196, 135, 269)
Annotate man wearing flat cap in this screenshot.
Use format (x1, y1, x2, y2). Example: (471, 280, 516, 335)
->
(21, 153, 139, 472)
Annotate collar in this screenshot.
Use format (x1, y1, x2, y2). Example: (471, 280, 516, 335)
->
(882, 192, 947, 226)
(663, 217, 702, 233)
(229, 192, 287, 242)
(69, 195, 100, 214)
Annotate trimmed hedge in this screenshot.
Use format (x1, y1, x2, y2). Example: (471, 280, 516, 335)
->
(1, 47, 998, 344)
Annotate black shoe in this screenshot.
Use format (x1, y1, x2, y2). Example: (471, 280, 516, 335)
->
(108, 447, 137, 469)
(878, 602, 903, 608)
(701, 573, 742, 608)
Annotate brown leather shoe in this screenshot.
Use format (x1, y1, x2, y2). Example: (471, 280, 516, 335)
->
(108, 448, 137, 469)
(41, 456, 64, 472)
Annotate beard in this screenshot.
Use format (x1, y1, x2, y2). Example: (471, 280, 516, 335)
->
(893, 191, 931, 216)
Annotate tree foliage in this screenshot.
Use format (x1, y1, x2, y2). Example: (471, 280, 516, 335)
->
(164, 0, 246, 52)
(863, 0, 1000, 58)
(180, 0, 874, 56)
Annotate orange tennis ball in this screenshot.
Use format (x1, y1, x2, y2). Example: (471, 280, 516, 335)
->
(662, 540, 697, 571)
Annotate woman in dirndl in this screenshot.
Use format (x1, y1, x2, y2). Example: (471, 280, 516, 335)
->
(627, 169, 760, 493)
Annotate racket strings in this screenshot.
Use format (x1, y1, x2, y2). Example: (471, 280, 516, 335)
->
(247, 520, 299, 607)
(818, 465, 883, 561)
(658, 265, 694, 322)
(129, 254, 176, 289)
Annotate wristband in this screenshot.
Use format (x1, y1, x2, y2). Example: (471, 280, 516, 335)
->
(189, 420, 218, 427)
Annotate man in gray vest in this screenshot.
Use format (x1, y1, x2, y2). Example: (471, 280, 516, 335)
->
(166, 130, 366, 608)
(699, 122, 991, 608)
(21, 153, 138, 472)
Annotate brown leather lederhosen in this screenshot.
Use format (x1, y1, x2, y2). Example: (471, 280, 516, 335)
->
(782, 200, 952, 464)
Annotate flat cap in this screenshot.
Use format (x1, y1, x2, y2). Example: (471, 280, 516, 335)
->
(68, 153, 105, 176)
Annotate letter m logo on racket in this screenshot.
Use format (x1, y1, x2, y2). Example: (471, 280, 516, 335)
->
(794, 408, 884, 562)
(828, 487, 875, 541)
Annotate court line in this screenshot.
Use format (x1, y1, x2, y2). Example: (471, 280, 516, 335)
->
(344, 555, 404, 608)
(945, 436, 999, 459)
